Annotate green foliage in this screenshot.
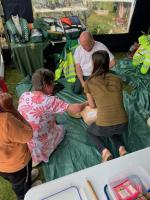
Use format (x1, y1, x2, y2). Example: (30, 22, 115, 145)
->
(87, 11, 115, 34)
(0, 177, 16, 200)
(92, 23, 113, 34)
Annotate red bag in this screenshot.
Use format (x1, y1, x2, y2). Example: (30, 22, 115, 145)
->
(0, 79, 8, 92)
(60, 17, 72, 26)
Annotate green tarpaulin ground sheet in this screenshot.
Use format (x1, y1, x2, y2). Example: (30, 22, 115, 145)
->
(16, 58, 150, 182)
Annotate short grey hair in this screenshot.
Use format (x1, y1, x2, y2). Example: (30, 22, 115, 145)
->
(32, 68, 54, 91)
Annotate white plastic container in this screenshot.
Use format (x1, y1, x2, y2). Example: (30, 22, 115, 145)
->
(107, 167, 150, 199)
(43, 186, 83, 200)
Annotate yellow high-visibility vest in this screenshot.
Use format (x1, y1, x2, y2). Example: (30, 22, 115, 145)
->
(55, 50, 76, 83)
(132, 34, 150, 74)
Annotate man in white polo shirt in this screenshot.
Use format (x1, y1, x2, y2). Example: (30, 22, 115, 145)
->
(72, 31, 115, 94)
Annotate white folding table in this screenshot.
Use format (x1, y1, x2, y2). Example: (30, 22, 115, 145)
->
(25, 147, 150, 200)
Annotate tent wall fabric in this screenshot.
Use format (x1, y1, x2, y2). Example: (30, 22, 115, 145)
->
(1, 0, 33, 23)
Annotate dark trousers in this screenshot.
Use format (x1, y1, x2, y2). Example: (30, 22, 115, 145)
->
(87, 123, 127, 153)
(87, 132, 124, 153)
(72, 76, 89, 94)
(0, 160, 32, 200)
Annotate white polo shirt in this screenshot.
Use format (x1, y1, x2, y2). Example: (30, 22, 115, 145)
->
(74, 41, 114, 76)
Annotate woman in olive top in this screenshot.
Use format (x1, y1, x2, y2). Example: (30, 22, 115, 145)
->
(84, 50, 128, 162)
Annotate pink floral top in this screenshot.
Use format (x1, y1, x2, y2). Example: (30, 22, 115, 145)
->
(18, 91, 69, 163)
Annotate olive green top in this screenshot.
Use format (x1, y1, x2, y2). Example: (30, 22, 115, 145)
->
(84, 73, 128, 126)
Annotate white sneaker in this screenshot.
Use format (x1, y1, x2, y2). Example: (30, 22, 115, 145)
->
(31, 168, 39, 182)
(31, 180, 42, 187)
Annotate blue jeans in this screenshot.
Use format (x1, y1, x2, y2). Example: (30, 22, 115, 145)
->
(72, 76, 89, 94)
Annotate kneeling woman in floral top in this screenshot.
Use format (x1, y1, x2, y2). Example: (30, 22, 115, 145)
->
(18, 69, 86, 166)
